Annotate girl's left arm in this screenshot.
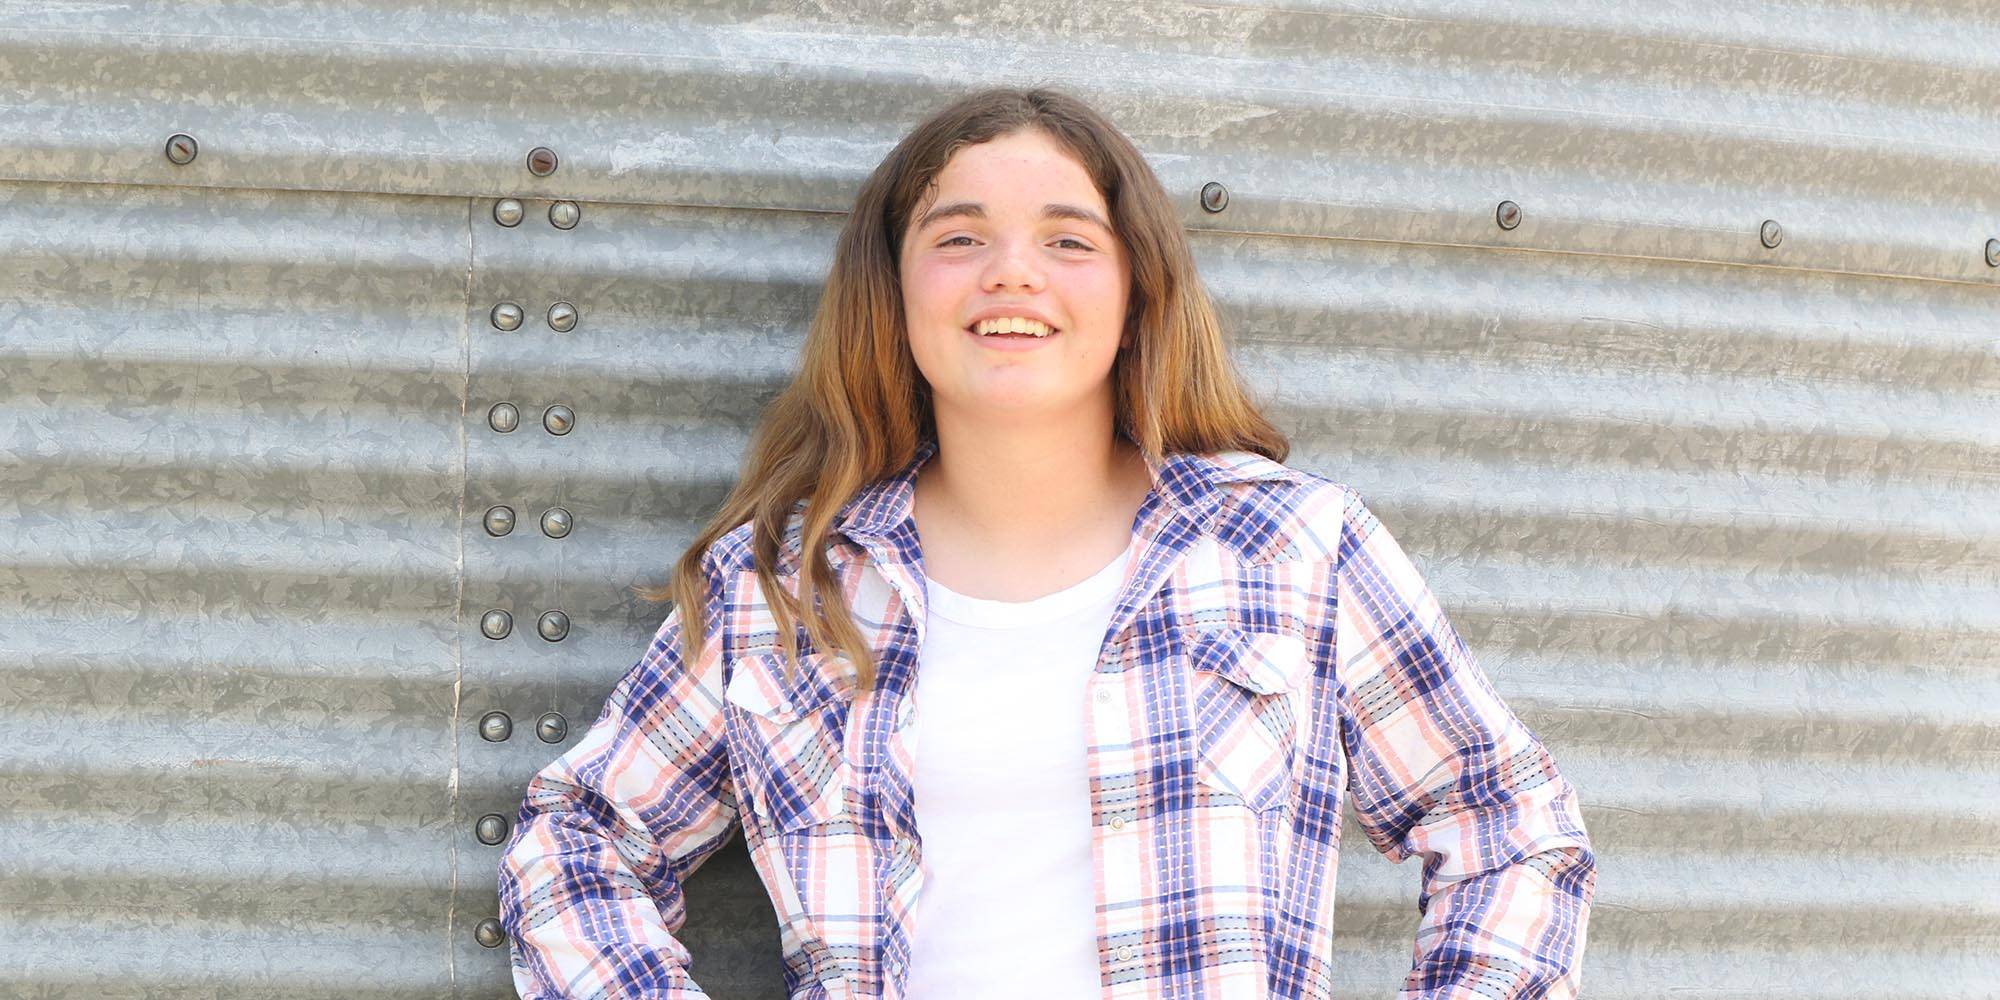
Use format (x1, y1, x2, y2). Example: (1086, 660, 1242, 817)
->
(1333, 487, 1598, 1000)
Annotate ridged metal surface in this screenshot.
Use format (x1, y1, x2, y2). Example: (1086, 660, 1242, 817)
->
(1, 1, 1996, 998)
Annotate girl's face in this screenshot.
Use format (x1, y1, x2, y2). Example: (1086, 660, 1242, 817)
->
(898, 128, 1130, 426)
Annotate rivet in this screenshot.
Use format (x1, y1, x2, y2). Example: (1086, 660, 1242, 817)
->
(487, 402, 520, 433)
(1199, 181, 1228, 213)
(490, 302, 524, 332)
(1760, 219, 1783, 249)
(492, 199, 523, 227)
(164, 132, 198, 165)
(526, 146, 559, 177)
(540, 506, 572, 538)
(483, 505, 516, 537)
(478, 711, 513, 743)
(1495, 200, 1522, 231)
(549, 200, 580, 230)
(475, 814, 509, 845)
(473, 917, 506, 948)
(480, 609, 513, 640)
(547, 301, 577, 333)
(537, 610, 570, 642)
(1985, 238, 1999, 268)
(543, 404, 574, 436)
(536, 712, 569, 743)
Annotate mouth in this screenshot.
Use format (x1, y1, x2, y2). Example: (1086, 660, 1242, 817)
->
(964, 321, 1061, 340)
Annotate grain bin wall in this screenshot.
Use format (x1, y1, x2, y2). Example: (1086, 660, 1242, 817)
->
(1, 2, 1995, 998)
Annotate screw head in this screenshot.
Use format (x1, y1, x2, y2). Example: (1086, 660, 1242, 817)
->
(483, 505, 516, 537)
(480, 609, 513, 640)
(1760, 219, 1783, 249)
(536, 712, 569, 743)
(490, 302, 524, 332)
(537, 610, 570, 642)
(1495, 200, 1522, 230)
(540, 506, 573, 538)
(164, 133, 198, 165)
(549, 200, 580, 230)
(473, 917, 506, 948)
(475, 814, 509, 845)
(1199, 181, 1229, 213)
(547, 301, 577, 333)
(486, 402, 520, 433)
(526, 146, 559, 177)
(1986, 238, 1999, 268)
(478, 711, 513, 743)
(492, 199, 524, 227)
(543, 404, 574, 436)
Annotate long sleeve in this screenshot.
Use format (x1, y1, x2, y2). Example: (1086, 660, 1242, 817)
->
(1333, 488, 1597, 999)
(497, 552, 739, 999)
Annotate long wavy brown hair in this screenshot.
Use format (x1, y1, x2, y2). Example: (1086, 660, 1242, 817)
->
(637, 86, 1289, 695)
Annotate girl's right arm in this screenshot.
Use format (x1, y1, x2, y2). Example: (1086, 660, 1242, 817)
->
(497, 552, 738, 999)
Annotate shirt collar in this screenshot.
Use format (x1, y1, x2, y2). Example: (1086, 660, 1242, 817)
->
(833, 434, 1304, 542)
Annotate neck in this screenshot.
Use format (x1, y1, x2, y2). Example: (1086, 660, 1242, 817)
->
(914, 408, 1153, 550)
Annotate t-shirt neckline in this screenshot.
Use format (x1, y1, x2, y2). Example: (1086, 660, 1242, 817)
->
(924, 539, 1133, 629)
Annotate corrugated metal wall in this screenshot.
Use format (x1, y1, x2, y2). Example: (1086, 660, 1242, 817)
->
(3, 2, 1995, 997)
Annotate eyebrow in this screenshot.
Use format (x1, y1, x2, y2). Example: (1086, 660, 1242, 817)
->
(914, 201, 1113, 236)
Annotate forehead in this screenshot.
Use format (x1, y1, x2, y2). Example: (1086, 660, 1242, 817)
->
(923, 130, 1106, 215)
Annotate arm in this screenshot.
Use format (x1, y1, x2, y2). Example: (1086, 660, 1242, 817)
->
(1334, 489, 1597, 1000)
(497, 552, 738, 999)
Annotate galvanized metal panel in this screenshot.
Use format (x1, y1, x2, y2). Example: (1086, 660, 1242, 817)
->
(1, 1, 1996, 998)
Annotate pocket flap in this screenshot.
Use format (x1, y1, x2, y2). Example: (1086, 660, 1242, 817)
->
(724, 649, 855, 724)
(1187, 626, 1313, 696)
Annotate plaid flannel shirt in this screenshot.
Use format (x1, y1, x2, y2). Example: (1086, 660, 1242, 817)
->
(498, 436, 1596, 999)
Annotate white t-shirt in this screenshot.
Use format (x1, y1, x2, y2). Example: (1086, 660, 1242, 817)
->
(902, 538, 1133, 998)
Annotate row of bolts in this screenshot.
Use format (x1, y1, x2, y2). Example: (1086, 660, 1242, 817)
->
(159, 133, 2000, 267)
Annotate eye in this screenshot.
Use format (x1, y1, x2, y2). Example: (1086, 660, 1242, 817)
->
(1054, 238, 1093, 250)
(939, 235, 976, 247)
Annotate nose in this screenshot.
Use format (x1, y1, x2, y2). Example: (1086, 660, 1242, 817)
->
(980, 236, 1046, 292)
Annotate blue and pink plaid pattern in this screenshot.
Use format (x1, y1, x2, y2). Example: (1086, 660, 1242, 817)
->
(499, 436, 1596, 998)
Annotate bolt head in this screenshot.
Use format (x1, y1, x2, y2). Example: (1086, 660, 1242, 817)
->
(540, 506, 573, 538)
(492, 199, 524, 227)
(543, 404, 575, 436)
(480, 609, 513, 640)
(164, 133, 198, 165)
(474, 917, 506, 948)
(537, 712, 569, 743)
(537, 610, 571, 642)
(475, 814, 509, 845)
(478, 711, 513, 743)
(487, 402, 520, 433)
(526, 146, 559, 177)
(490, 302, 524, 332)
(549, 200, 580, 229)
(547, 301, 577, 333)
(1199, 181, 1228, 213)
(1760, 219, 1783, 248)
(483, 505, 516, 537)
(1986, 238, 1999, 268)
(1495, 200, 1522, 230)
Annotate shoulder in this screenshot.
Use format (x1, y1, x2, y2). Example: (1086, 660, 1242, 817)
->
(705, 518, 763, 578)
(1201, 449, 1365, 566)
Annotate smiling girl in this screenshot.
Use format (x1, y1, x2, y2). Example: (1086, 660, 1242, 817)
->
(500, 87, 1596, 1000)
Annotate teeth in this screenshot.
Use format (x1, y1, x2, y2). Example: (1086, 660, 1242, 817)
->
(973, 317, 1054, 337)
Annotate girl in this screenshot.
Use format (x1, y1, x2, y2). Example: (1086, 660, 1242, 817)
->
(500, 86, 1595, 1000)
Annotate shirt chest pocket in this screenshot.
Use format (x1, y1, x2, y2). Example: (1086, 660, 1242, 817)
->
(1184, 626, 1315, 815)
(722, 650, 856, 834)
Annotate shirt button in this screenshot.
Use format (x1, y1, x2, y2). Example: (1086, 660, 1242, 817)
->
(1116, 944, 1136, 961)
(1109, 816, 1126, 831)
(1094, 688, 1112, 704)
